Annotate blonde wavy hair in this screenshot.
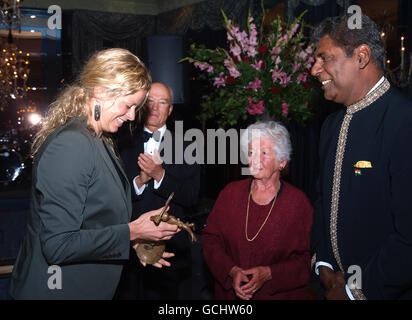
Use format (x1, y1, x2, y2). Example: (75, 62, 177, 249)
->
(31, 48, 152, 155)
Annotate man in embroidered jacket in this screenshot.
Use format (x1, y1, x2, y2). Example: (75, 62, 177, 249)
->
(311, 14, 412, 299)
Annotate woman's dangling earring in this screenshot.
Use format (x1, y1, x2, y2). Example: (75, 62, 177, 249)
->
(94, 102, 101, 121)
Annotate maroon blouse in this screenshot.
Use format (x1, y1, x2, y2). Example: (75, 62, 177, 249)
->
(202, 178, 313, 300)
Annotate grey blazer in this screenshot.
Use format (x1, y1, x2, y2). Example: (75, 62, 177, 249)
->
(9, 118, 132, 299)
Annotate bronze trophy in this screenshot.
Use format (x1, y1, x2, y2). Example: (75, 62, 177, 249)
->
(136, 192, 197, 264)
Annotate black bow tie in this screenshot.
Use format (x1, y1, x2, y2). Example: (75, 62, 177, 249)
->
(143, 130, 161, 143)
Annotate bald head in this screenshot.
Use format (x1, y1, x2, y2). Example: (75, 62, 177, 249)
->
(145, 82, 174, 132)
(151, 82, 173, 104)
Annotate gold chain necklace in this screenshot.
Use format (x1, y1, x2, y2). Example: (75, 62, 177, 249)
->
(245, 190, 277, 242)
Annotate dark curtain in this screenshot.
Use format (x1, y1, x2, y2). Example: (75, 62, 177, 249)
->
(61, 11, 74, 83)
(156, 0, 249, 35)
(286, 101, 341, 204)
(65, 0, 249, 81)
(70, 10, 156, 77)
(398, 0, 412, 98)
(294, 0, 348, 26)
(178, 27, 227, 200)
(398, 0, 412, 52)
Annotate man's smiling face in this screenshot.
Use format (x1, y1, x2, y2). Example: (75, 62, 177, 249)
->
(311, 35, 360, 106)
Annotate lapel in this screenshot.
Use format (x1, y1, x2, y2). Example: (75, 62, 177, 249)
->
(162, 130, 174, 169)
(136, 129, 145, 155)
(96, 136, 132, 220)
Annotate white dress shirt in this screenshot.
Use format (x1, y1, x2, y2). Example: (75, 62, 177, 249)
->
(133, 125, 167, 195)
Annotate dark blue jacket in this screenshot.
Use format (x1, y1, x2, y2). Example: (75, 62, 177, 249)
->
(313, 87, 412, 299)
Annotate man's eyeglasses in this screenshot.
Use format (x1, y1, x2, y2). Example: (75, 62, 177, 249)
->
(147, 98, 170, 107)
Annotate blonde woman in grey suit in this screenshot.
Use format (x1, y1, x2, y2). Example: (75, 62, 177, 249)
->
(9, 48, 179, 300)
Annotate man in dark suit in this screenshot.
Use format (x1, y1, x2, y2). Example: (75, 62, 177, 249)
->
(311, 14, 412, 299)
(116, 82, 200, 299)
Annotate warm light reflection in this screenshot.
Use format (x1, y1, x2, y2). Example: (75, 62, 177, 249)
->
(0, 42, 31, 101)
(28, 113, 42, 125)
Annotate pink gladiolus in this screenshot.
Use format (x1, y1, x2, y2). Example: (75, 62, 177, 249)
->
(193, 61, 213, 73)
(298, 50, 308, 60)
(282, 102, 289, 115)
(271, 66, 286, 83)
(305, 46, 313, 55)
(252, 59, 264, 70)
(236, 31, 248, 47)
(293, 62, 301, 73)
(248, 22, 258, 47)
(225, 14, 259, 59)
(245, 106, 255, 115)
(246, 99, 265, 115)
(280, 74, 291, 86)
(296, 72, 308, 84)
(213, 72, 226, 87)
(232, 26, 239, 34)
(246, 78, 262, 91)
(223, 59, 231, 69)
(194, 62, 207, 70)
(289, 23, 300, 38)
(230, 44, 242, 58)
(249, 32, 258, 46)
(224, 59, 242, 78)
(230, 68, 242, 78)
(256, 100, 265, 113)
(247, 47, 258, 58)
(271, 46, 281, 55)
(305, 55, 315, 70)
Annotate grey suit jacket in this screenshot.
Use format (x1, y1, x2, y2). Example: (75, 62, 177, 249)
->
(9, 118, 132, 299)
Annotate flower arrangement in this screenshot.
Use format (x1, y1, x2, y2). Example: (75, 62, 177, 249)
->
(180, 8, 319, 128)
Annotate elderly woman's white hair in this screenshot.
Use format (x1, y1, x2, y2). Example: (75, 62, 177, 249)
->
(240, 120, 292, 164)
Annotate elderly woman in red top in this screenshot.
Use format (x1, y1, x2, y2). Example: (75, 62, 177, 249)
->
(202, 120, 313, 300)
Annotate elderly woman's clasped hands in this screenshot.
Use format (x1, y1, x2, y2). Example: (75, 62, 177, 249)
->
(230, 265, 272, 300)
